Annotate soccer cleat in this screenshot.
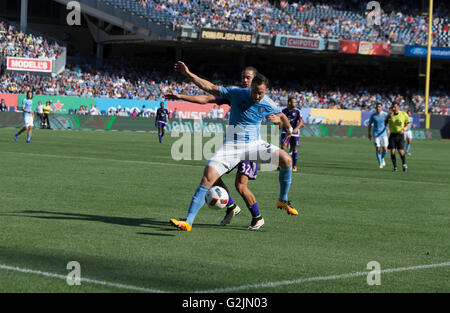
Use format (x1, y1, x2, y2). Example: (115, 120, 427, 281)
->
(407, 152, 411, 156)
(26, 140, 32, 143)
(292, 166, 298, 172)
(393, 167, 398, 172)
(277, 200, 298, 216)
(402, 164, 408, 172)
(382, 159, 386, 167)
(14, 135, 18, 142)
(219, 204, 241, 226)
(379, 164, 384, 169)
(248, 216, 264, 230)
(169, 218, 192, 231)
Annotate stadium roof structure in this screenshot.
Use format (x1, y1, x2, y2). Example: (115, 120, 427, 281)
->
(51, 0, 178, 44)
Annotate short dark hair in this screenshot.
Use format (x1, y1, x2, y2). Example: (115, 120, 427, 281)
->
(288, 96, 297, 103)
(242, 66, 258, 76)
(251, 73, 269, 87)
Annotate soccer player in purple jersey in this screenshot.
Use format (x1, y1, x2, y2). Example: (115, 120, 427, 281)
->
(155, 102, 170, 143)
(280, 97, 303, 172)
(165, 67, 266, 230)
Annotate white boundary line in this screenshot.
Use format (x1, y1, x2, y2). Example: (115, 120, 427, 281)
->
(1, 151, 449, 186)
(0, 264, 166, 293)
(1, 262, 449, 293)
(195, 261, 450, 293)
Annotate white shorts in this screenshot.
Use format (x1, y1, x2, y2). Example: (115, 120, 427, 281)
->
(374, 135, 388, 148)
(23, 115, 34, 127)
(207, 139, 280, 177)
(404, 130, 413, 140)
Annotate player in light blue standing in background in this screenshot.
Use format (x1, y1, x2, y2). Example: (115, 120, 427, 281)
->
(14, 91, 34, 143)
(368, 103, 388, 168)
(404, 110, 413, 155)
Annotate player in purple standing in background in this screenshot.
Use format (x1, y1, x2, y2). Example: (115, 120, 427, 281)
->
(280, 96, 303, 172)
(155, 102, 170, 143)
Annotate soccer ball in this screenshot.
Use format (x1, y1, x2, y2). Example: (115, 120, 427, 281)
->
(205, 186, 229, 210)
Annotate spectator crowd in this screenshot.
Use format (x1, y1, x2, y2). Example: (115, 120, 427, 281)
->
(137, 0, 450, 47)
(0, 21, 65, 60)
(1, 64, 449, 115)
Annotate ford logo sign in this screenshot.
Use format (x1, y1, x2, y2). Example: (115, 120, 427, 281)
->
(410, 47, 427, 55)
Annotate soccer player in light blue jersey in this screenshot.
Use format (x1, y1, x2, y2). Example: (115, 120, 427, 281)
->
(368, 103, 388, 168)
(14, 91, 34, 143)
(404, 110, 413, 155)
(170, 61, 298, 231)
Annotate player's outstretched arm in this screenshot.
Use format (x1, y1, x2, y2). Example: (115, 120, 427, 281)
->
(174, 61, 220, 97)
(279, 113, 292, 132)
(164, 93, 216, 104)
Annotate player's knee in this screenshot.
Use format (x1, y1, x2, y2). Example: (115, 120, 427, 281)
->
(279, 151, 292, 167)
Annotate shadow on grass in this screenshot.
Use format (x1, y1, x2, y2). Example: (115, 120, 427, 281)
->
(3, 210, 248, 234)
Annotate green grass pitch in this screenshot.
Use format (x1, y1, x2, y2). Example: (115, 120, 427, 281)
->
(0, 127, 449, 292)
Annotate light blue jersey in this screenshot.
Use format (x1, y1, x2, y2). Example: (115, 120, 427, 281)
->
(219, 86, 281, 143)
(22, 99, 33, 118)
(368, 111, 387, 138)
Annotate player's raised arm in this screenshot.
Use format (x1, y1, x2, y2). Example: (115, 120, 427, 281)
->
(164, 93, 216, 104)
(174, 61, 220, 97)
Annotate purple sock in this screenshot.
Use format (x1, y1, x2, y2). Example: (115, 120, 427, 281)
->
(158, 134, 162, 143)
(226, 191, 235, 207)
(248, 203, 261, 218)
(292, 151, 298, 167)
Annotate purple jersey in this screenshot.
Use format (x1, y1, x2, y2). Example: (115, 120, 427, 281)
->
(236, 161, 258, 180)
(156, 108, 170, 123)
(214, 97, 231, 106)
(282, 108, 302, 137)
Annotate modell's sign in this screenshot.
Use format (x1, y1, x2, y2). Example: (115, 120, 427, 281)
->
(6, 57, 53, 73)
(275, 35, 325, 50)
(200, 29, 252, 43)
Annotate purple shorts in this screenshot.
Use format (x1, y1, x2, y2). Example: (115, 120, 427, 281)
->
(236, 161, 258, 180)
(280, 132, 299, 147)
(157, 121, 166, 129)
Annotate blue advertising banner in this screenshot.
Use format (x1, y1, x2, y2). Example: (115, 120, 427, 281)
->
(95, 98, 165, 115)
(300, 108, 311, 123)
(361, 111, 373, 126)
(404, 45, 450, 59)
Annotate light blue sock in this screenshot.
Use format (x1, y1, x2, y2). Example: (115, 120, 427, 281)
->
(27, 134, 32, 142)
(376, 152, 382, 164)
(406, 144, 410, 153)
(186, 185, 209, 226)
(279, 166, 292, 201)
(381, 150, 387, 159)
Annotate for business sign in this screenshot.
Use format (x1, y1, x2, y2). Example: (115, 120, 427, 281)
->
(404, 45, 450, 59)
(7, 57, 53, 73)
(200, 29, 252, 43)
(275, 35, 325, 50)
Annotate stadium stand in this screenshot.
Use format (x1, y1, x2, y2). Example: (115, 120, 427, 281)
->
(133, 0, 450, 47)
(1, 61, 449, 115)
(0, 1, 448, 115)
(0, 20, 65, 59)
